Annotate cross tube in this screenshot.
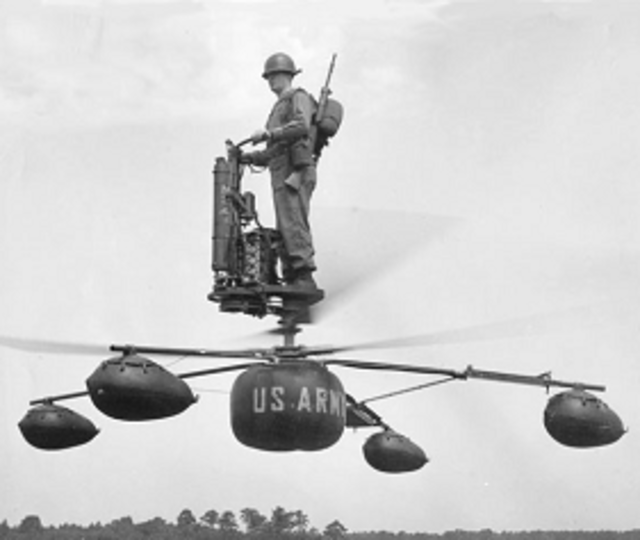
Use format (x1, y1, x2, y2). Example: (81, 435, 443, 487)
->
(323, 359, 606, 392)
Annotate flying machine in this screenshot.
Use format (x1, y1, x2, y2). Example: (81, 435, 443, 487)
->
(5, 137, 626, 475)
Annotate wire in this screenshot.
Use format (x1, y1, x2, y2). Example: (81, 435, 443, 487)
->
(360, 376, 457, 405)
(191, 387, 229, 395)
(163, 355, 188, 369)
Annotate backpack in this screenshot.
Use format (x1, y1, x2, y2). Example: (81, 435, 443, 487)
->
(313, 96, 343, 157)
(286, 89, 343, 158)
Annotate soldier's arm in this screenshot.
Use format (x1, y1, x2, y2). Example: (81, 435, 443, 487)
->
(269, 91, 314, 142)
(243, 140, 288, 166)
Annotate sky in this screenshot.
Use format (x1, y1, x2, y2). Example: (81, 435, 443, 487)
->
(1, 0, 640, 534)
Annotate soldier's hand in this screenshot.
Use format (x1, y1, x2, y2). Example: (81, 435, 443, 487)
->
(227, 145, 242, 159)
(239, 151, 254, 165)
(251, 129, 270, 144)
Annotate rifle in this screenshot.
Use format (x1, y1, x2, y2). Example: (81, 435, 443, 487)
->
(310, 53, 341, 158)
(316, 53, 337, 126)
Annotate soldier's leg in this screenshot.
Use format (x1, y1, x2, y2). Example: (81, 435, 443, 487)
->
(273, 186, 295, 283)
(273, 175, 316, 279)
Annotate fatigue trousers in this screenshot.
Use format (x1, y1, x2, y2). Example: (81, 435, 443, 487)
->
(272, 165, 317, 281)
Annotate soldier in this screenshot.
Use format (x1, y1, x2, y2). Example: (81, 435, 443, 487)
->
(242, 52, 319, 291)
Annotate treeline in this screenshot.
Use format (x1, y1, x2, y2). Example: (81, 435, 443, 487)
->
(0, 507, 348, 540)
(350, 532, 640, 540)
(1, 512, 638, 540)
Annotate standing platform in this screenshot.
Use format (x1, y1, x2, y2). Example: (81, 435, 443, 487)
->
(208, 282, 324, 323)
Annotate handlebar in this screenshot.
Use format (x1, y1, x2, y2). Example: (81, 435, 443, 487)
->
(226, 137, 253, 151)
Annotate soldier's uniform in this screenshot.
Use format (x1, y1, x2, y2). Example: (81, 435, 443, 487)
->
(246, 54, 318, 288)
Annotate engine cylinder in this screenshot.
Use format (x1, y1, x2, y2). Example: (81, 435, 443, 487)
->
(212, 157, 234, 272)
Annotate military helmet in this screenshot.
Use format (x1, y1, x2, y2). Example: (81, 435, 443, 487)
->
(262, 52, 301, 79)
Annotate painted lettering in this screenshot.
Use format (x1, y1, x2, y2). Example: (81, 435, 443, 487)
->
(251, 385, 345, 418)
(330, 389, 346, 419)
(298, 387, 312, 412)
(271, 387, 285, 412)
(316, 387, 328, 414)
(252, 386, 285, 413)
(253, 387, 266, 413)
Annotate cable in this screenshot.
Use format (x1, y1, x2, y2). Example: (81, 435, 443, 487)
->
(361, 376, 457, 405)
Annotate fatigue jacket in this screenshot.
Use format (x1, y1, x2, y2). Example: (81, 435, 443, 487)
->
(252, 88, 317, 190)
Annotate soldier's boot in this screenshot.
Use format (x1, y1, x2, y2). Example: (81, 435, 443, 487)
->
(281, 266, 297, 286)
(291, 268, 318, 291)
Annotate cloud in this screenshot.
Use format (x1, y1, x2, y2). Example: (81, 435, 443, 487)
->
(0, 0, 453, 129)
(0, 2, 247, 127)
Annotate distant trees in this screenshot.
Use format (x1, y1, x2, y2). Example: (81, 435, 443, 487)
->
(105, 515, 136, 539)
(218, 510, 239, 533)
(1, 512, 638, 540)
(136, 516, 168, 537)
(267, 506, 311, 535)
(178, 509, 198, 528)
(192, 506, 315, 537)
(240, 508, 267, 533)
(202, 510, 220, 529)
(288, 509, 311, 534)
(324, 520, 348, 540)
(17, 515, 43, 535)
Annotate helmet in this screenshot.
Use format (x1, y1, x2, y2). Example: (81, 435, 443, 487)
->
(262, 53, 301, 79)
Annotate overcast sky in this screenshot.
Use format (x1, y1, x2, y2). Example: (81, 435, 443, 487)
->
(2, 0, 640, 534)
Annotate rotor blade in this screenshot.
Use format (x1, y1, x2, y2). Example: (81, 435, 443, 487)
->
(304, 303, 607, 356)
(257, 206, 459, 335)
(314, 206, 459, 304)
(0, 335, 109, 355)
(0, 335, 272, 360)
